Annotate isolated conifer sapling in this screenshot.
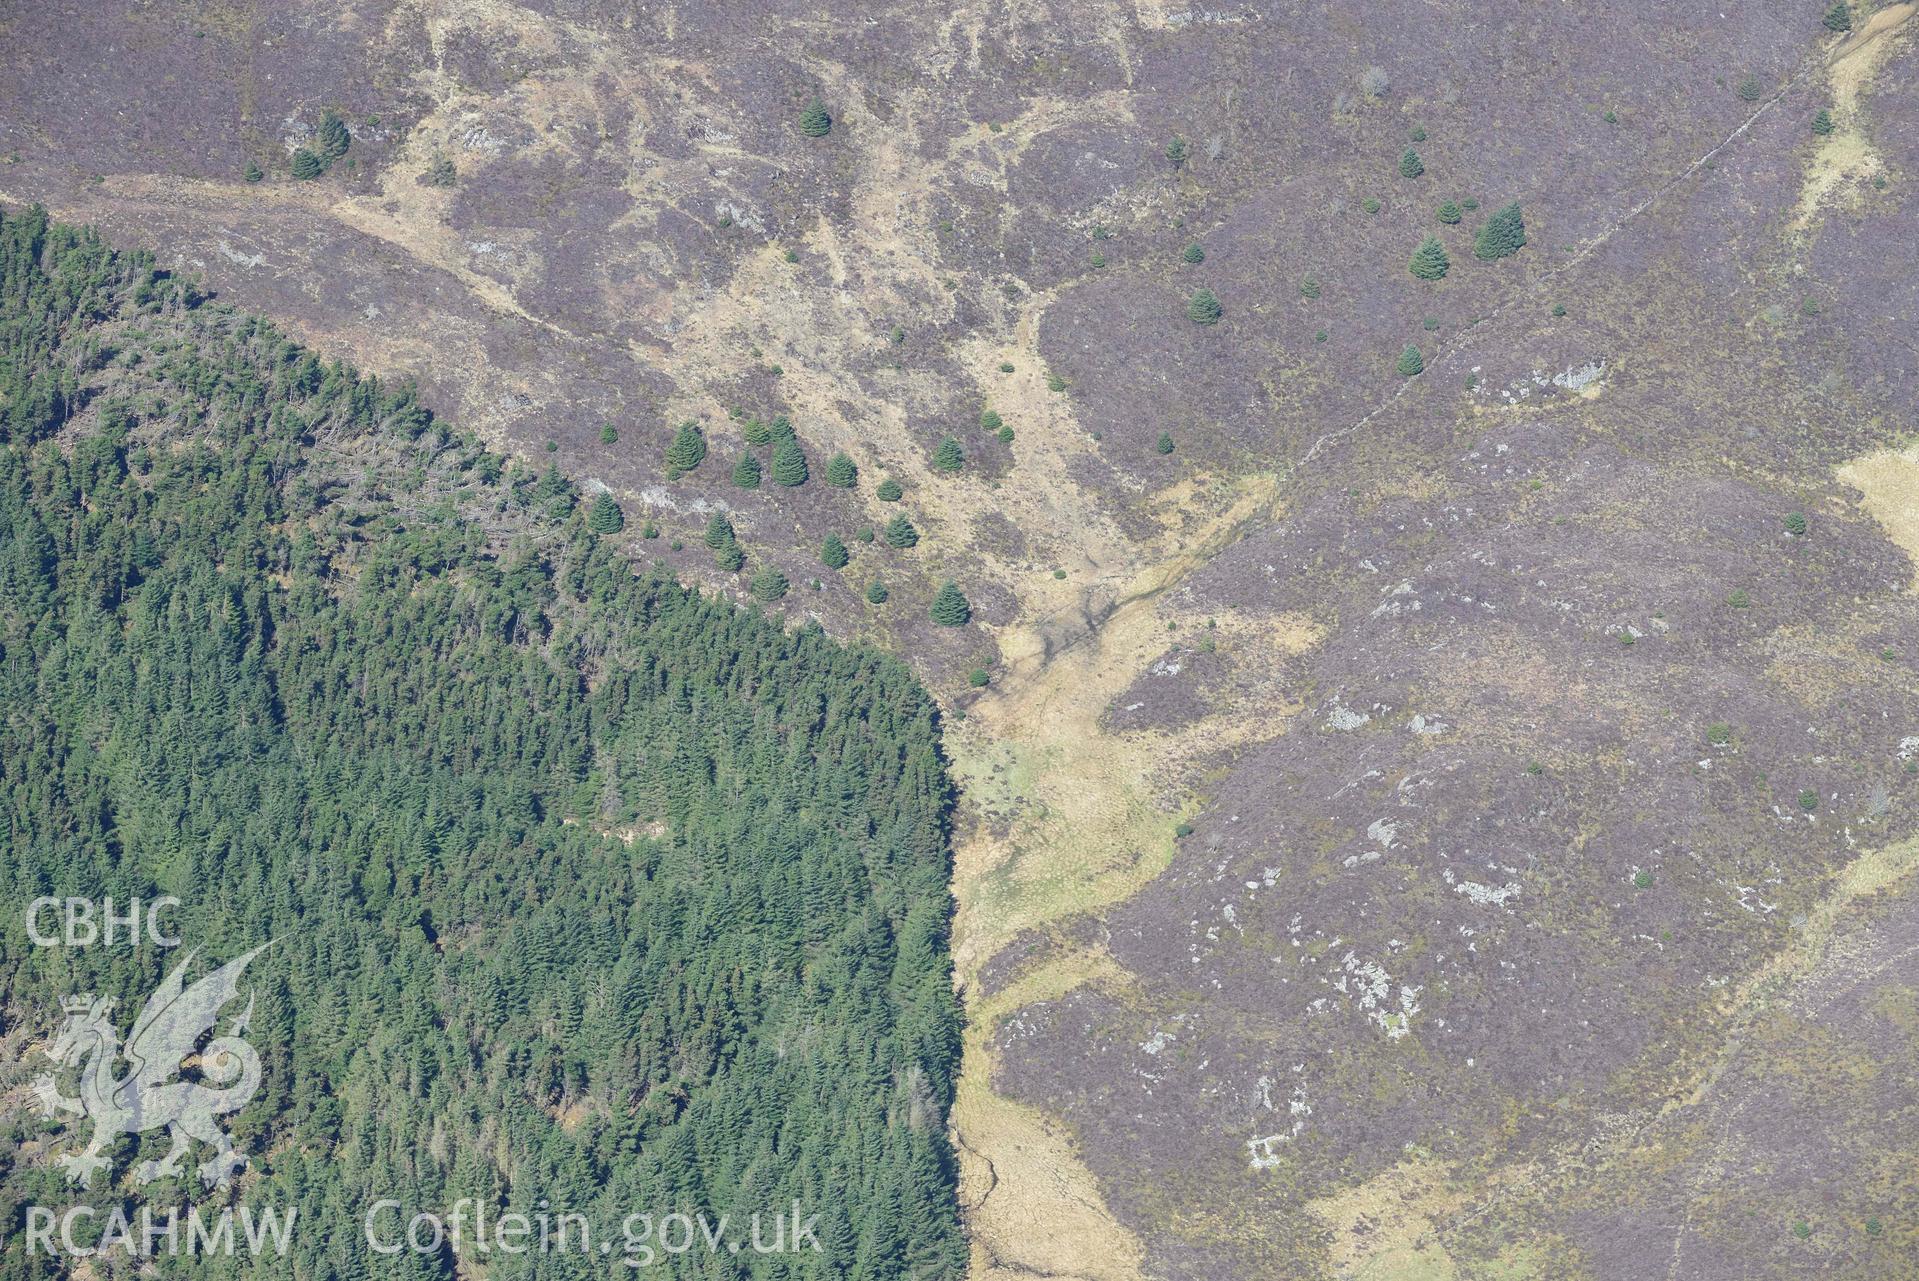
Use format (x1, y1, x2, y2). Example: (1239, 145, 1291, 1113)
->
(1408, 235, 1450, 281)
(884, 514, 919, 548)
(929, 582, 972, 627)
(799, 97, 832, 138)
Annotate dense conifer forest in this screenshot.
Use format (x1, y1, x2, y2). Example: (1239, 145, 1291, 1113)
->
(0, 207, 965, 1280)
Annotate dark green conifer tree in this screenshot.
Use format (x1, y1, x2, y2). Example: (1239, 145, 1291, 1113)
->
(799, 98, 833, 137)
(317, 110, 351, 162)
(772, 439, 808, 486)
(929, 582, 971, 627)
(586, 491, 625, 534)
(0, 205, 971, 1281)
(1473, 203, 1526, 260)
(1408, 235, 1450, 281)
(666, 421, 707, 475)
(883, 515, 919, 548)
(749, 566, 788, 601)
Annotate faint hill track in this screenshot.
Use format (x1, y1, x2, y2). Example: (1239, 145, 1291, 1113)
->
(6, 2, 1917, 1276)
(948, 10, 1919, 1279)
(1003, 1, 1915, 684)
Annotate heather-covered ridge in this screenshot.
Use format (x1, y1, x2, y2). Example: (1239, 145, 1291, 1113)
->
(4, 2, 1917, 1275)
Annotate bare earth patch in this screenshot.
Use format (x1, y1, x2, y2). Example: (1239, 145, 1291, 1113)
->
(1838, 444, 1919, 590)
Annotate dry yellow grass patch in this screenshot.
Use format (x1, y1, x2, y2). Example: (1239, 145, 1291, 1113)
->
(1837, 444, 1919, 590)
(946, 469, 1311, 1281)
(1791, 1, 1915, 233)
(951, 949, 1146, 1281)
(953, 1081, 1146, 1281)
(1305, 1153, 1475, 1280)
(1791, 131, 1886, 232)
(948, 587, 1190, 978)
(950, 469, 1294, 976)
(1830, 2, 1917, 105)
